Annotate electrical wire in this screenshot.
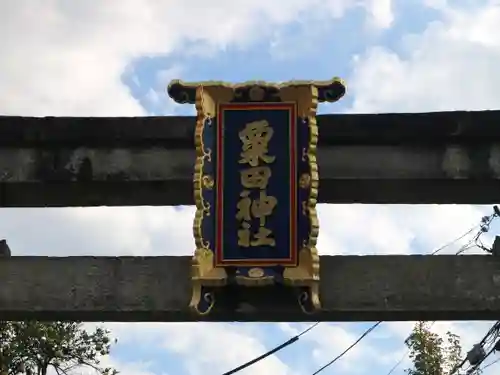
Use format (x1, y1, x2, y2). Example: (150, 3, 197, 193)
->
(221, 322, 320, 375)
(311, 322, 382, 375)
(467, 345, 495, 374)
(383, 212, 499, 375)
(431, 225, 478, 255)
(312, 218, 492, 375)
(384, 348, 410, 375)
(447, 321, 500, 375)
(483, 357, 500, 370)
(467, 323, 500, 374)
(223, 209, 499, 375)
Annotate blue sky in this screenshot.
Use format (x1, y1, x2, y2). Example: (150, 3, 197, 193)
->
(126, 0, 443, 116)
(2, 0, 500, 374)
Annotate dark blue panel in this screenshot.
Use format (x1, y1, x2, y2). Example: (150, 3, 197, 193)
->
(218, 106, 295, 264)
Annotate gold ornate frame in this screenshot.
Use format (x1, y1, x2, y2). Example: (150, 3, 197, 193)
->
(167, 79, 346, 315)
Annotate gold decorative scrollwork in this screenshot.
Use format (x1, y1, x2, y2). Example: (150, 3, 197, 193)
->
(282, 84, 321, 313)
(202, 200, 211, 217)
(202, 175, 214, 190)
(298, 283, 321, 314)
(203, 147, 212, 162)
(189, 84, 229, 315)
(299, 173, 311, 189)
(302, 148, 308, 162)
(190, 287, 216, 315)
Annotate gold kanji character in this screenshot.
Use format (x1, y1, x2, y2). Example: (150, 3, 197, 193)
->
(251, 227, 275, 247)
(236, 190, 252, 221)
(238, 222, 251, 247)
(238, 120, 276, 167)
(251, 190, 277, 227)
(238, 223, 276, 247)
(240, 166, 272, 189)
(235, 191, 278, 248)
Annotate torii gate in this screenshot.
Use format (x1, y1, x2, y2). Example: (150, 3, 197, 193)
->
(1, 78, 500, 322)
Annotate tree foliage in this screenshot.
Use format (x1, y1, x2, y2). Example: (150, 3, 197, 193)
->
(0, 322, 117, 375)
(405, 321, 463, 375)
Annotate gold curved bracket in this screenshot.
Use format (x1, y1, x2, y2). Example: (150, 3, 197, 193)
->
(190, 85, 228, 315)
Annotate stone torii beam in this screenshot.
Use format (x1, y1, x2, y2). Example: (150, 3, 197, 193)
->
(1, 255, 500, 322)
(1, 109, 500, 323)
(0, 110, 500, 207)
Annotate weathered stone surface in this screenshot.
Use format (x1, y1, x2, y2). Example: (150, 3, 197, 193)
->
(1, 110, 500, 206)
(1, 255, 500, 322)
(0, 146, 464, 183)
(2, 111, 500, 146)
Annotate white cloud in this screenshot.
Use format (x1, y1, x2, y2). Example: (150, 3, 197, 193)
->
(365, 0, 394, 29)
(98, 322, 296, 375)
(160, 324, 295, 375)
(348, 1, 500, 113)
(0, 0, 392, 117)
(317, 204, 489, 255)
(0, 206, 195, 256)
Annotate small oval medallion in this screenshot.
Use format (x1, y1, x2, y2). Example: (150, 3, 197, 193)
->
(248, 267, 265, 278)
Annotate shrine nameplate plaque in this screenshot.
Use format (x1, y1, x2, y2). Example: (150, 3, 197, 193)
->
(167, 79, 346, 315)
